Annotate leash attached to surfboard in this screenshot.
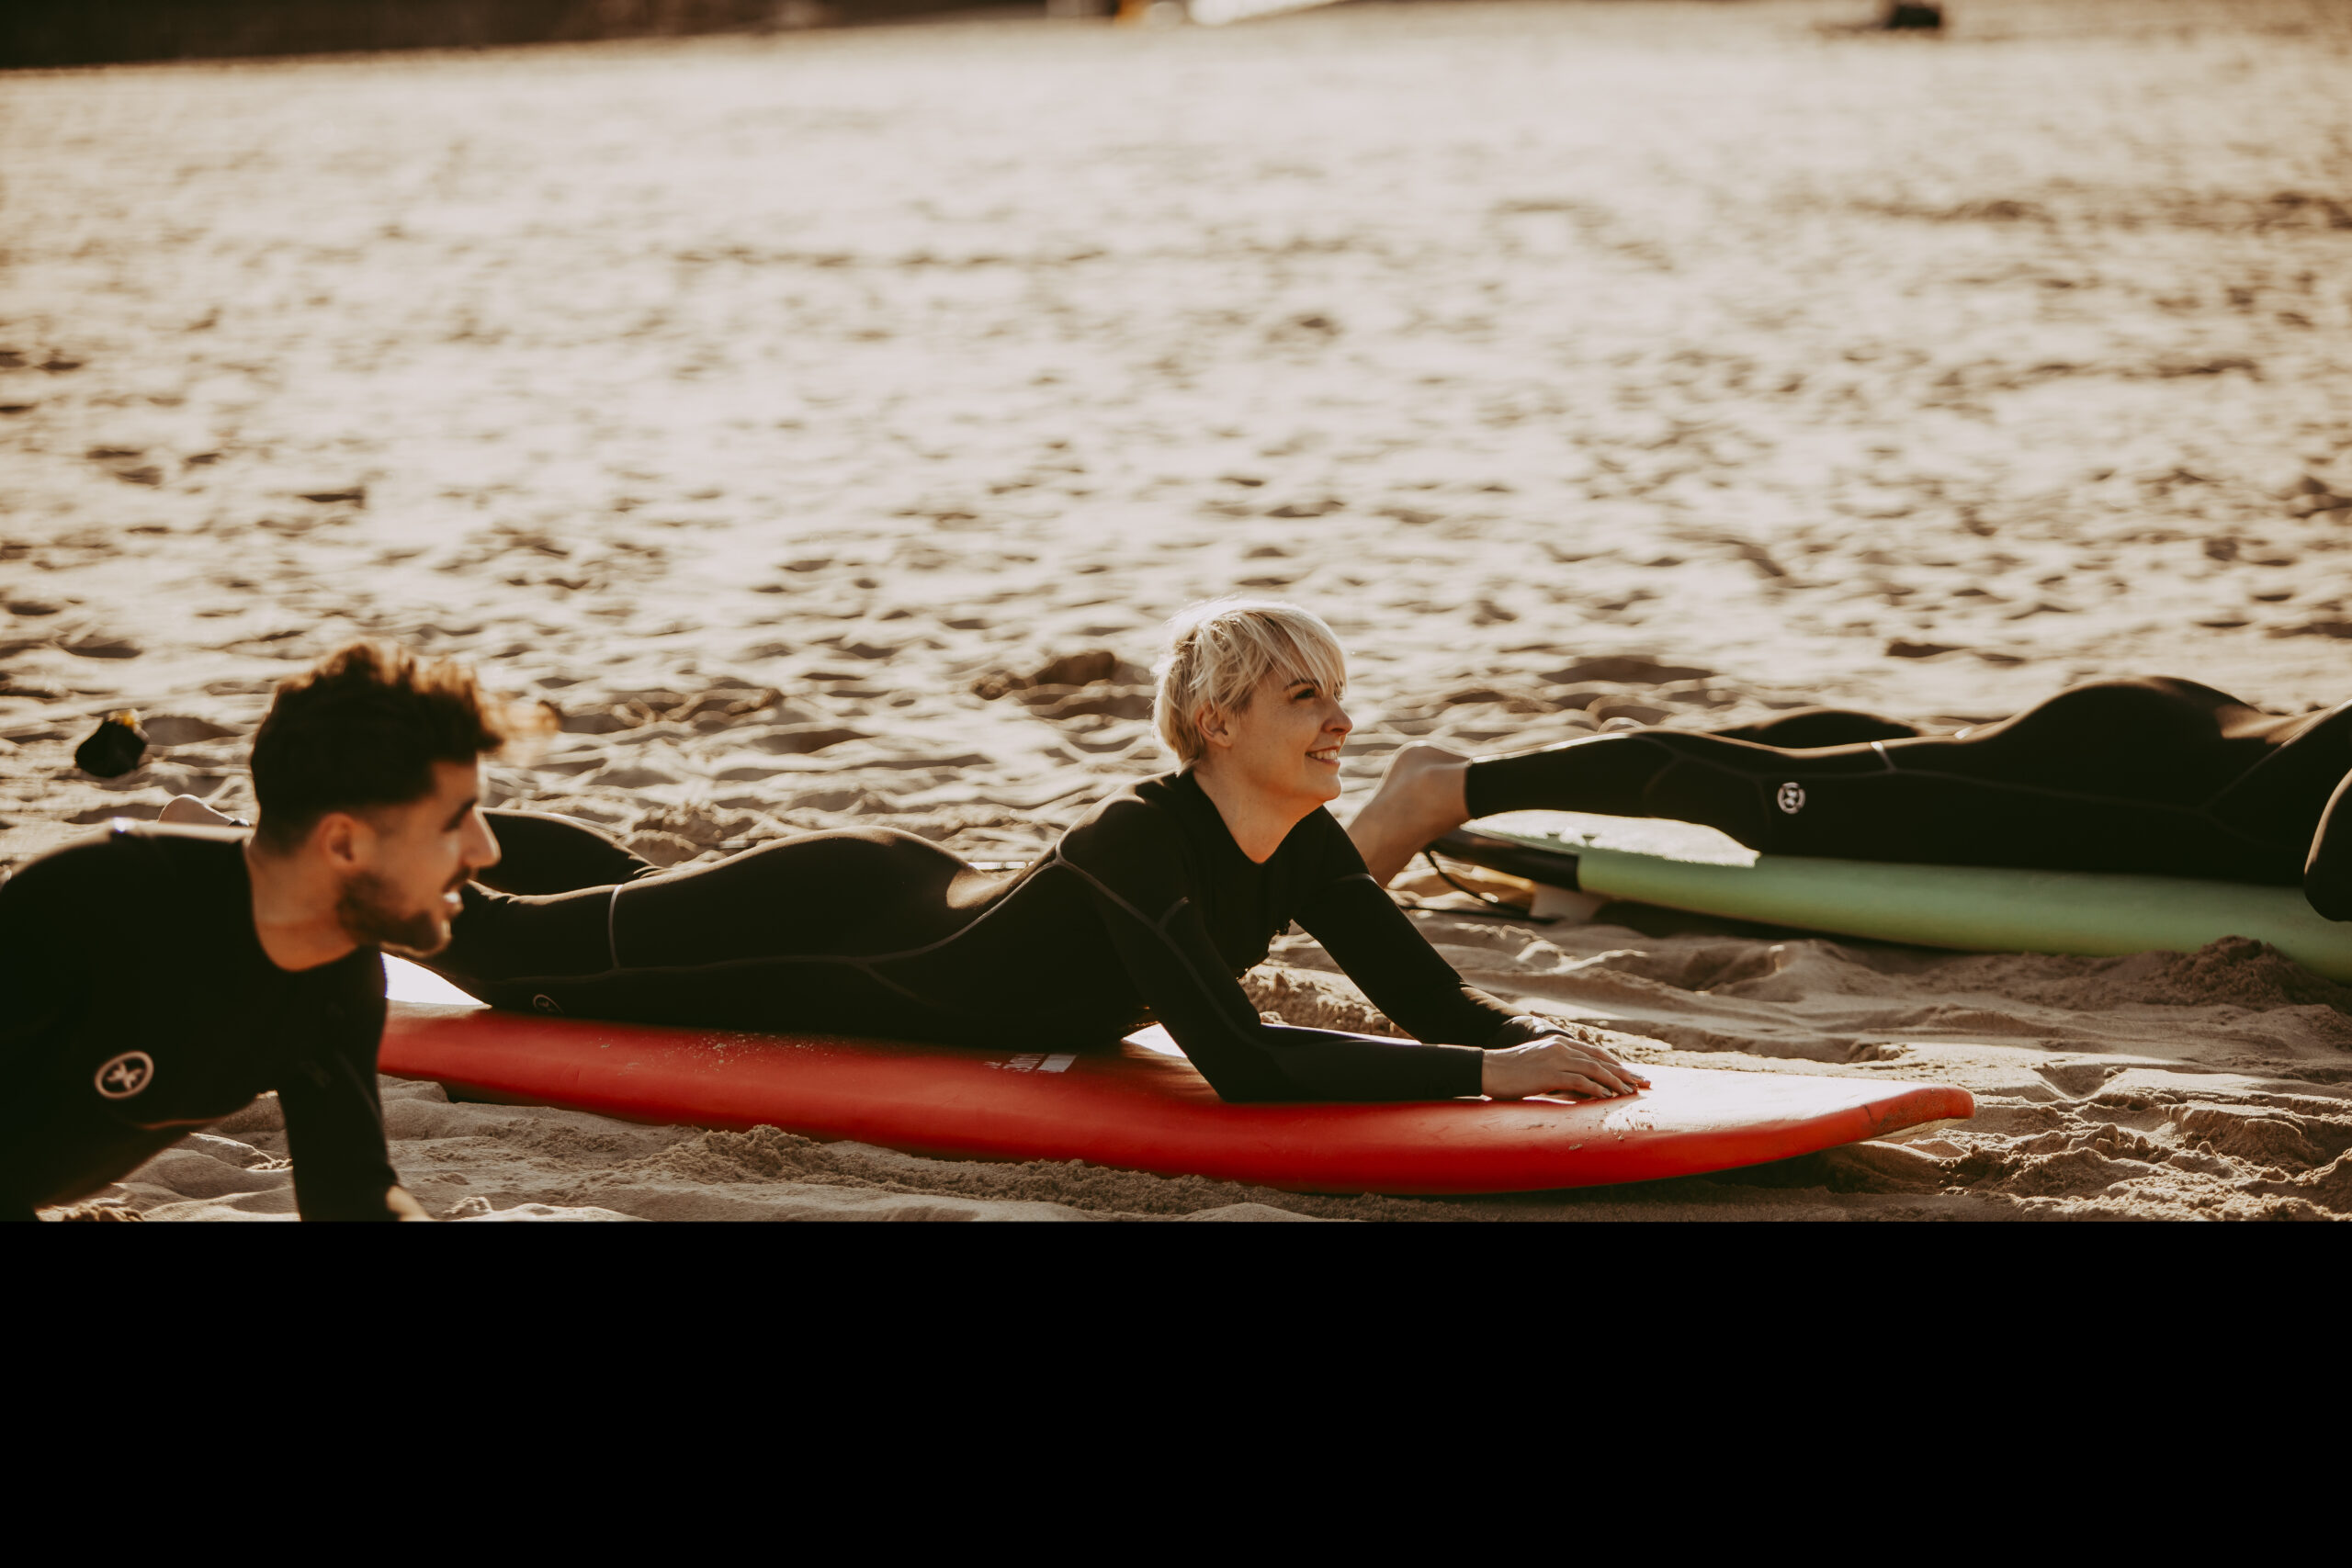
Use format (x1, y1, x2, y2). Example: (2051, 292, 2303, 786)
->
(1394, 844, 1561, 925)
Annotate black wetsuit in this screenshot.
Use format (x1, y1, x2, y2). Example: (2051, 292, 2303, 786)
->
(1464, 677, 2352, 918)
(437, 771, 1540, 1102)
(0, 824, 399, 1221)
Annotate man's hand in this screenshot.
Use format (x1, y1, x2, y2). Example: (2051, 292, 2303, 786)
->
(385, 1185, 434, 1222)
(1481, 1033, 1651, 1101)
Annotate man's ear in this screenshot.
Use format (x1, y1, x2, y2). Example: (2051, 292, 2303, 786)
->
(312, 811, 367, 871)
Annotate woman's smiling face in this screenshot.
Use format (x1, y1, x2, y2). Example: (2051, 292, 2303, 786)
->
(1203, 667, 1353, 808)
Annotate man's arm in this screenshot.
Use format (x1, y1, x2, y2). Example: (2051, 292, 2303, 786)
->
(277, 989, 412, 1220)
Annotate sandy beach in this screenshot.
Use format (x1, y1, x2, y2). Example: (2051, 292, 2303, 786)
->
(6, 0, 2350, 1219)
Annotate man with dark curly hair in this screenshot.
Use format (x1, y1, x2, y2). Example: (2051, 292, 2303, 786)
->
(1, 642, 505, 1222)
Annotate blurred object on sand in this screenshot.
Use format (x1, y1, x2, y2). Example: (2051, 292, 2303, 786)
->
(73, 712, 147, 779)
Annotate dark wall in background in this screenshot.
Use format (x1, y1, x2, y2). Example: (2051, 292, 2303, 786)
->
(0, 0, 1024, 69)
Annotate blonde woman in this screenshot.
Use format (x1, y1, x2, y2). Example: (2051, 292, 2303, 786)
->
(413, 598, 1647, 1103)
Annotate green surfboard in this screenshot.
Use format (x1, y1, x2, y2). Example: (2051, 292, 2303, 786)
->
(1438, 810, 2352, 981)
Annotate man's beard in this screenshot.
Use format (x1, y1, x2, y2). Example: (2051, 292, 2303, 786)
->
(336, 871, 453, 958)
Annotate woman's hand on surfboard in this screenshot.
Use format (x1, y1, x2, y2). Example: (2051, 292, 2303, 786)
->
(1481, 1034, 1650, 1101)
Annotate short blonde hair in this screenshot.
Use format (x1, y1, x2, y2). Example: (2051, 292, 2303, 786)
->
(1152, 598, 1349, 764)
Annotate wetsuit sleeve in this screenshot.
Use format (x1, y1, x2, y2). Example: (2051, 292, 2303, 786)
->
(0, 851, 119, 1214)
(1058, 802, 1486, 1102)
(0, 852, 106, 1055)
(1292, 813, 1530, 1047)
(277, 983, 400, 1221)
(2307, 770, 2352, 921)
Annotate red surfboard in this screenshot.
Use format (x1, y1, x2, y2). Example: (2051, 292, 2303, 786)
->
(379, 964, 1972, 1195)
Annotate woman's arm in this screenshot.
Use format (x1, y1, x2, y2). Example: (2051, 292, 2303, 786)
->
(1297, 870, 1522, 1044)
(1096, 887, 1487, 1101)
(1057, 805, 1486, 1101)
(1061, 802, 1645, 1102)
(1296, 816, 1648, 1100)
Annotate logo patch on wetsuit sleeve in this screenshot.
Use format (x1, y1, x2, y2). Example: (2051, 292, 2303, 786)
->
(1777, 782, 1807, 815)
(95, 1051, 154, 1099)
